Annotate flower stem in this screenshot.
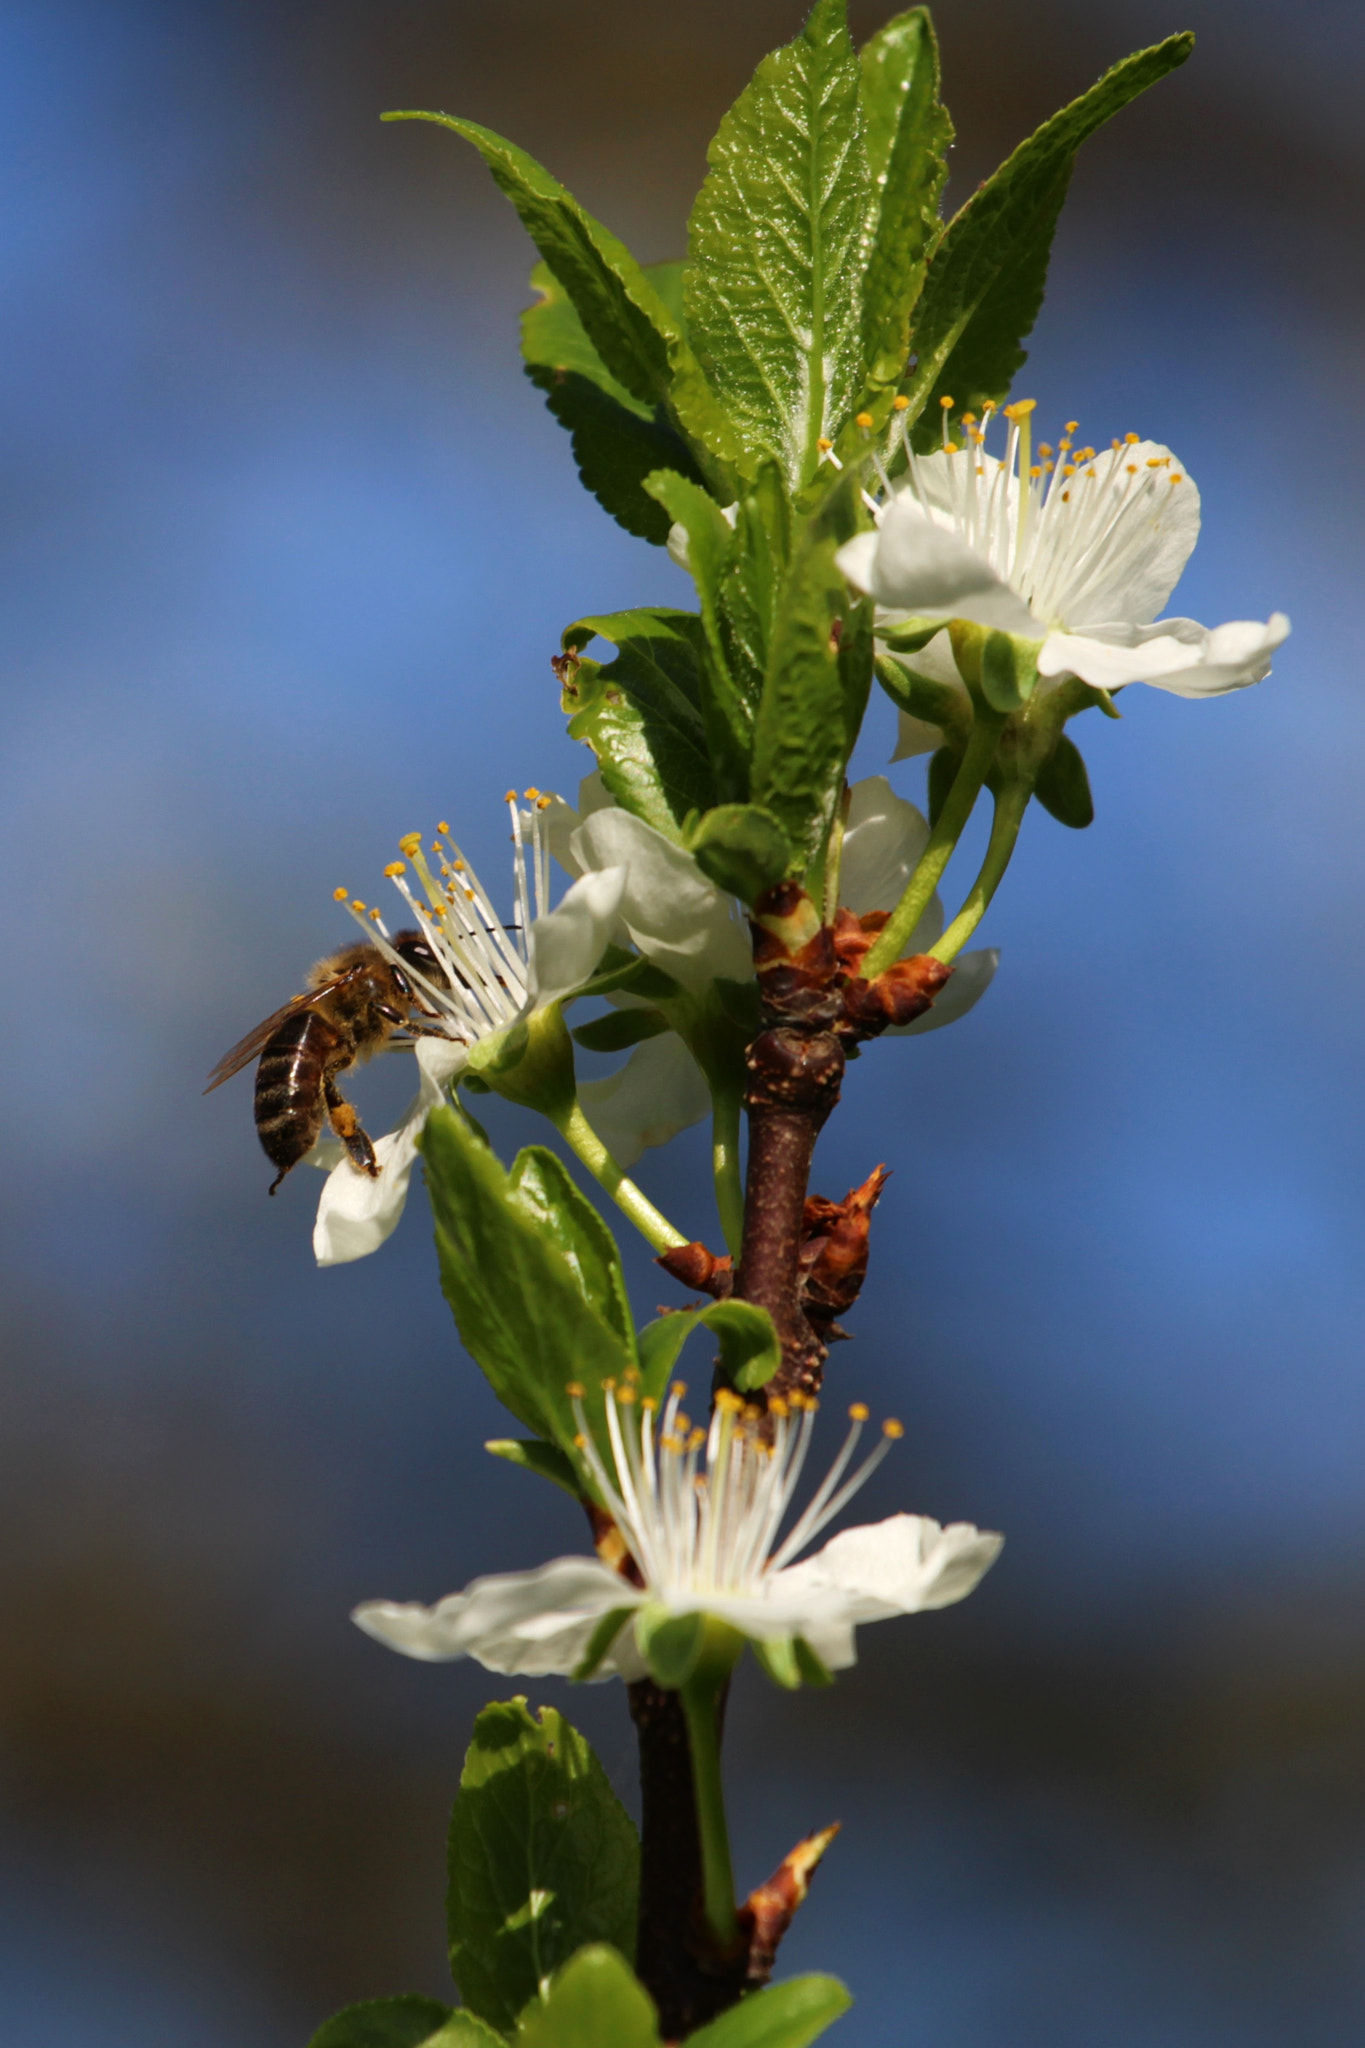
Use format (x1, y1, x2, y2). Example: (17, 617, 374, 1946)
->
(556, 1101, 688, 1252)
(680, 1677, 738, 1947)
(860, 708, 1006, 979)
(711, 1083, 745, 1261)
(931, 779, 1031, 964)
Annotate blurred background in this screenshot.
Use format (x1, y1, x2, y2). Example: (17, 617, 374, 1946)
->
(2, 1, 1363, 2042)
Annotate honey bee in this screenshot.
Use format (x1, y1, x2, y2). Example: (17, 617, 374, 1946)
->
(205, 931, 447, 1194)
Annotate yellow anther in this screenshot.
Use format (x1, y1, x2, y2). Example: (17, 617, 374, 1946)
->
(1124, 431, 1140, 444)
(817, 436, 833, 451)
(398, 832, 422, 858)
(1126, 463, 1138, 474)
(981, 399, 997, 415)
(617, 1384, 637, 1405)
(368, 908, 382, 922)
(437, 821, 450, 835)
(602, 1378, 617, 1394)
(1029, 464, 1043, 478)
(428, 902, 445, 919)
(675, 1414, 691, 1435)
(537, 796, 552, 810)
(976, 464, 985, 477)
(882, 1418, 905, 1440)
(574, 1432, 587, 1449)
(1063, 463, 1077, 476)
(688, 1428, 706, 1452)
(1037, 443, 1054, 459)
(713, 1387, 742, 1413)
(769, 1396, 789, 1419)
(944, 439, 961, 453)
(855, 411, 873, 430)
(1058, 438, 1073, 452)
(1003, 398, 1037, 418)
(453, 858, 466, 872)
(565, 1380, 585, 1399)
(623, 1364, 640, 1381)
(641, 1397, 657, 1413)
(524, 786, 540, 801)
(350, 900, 366, 914)
(1111, 437, 1122, 451)
(939, 394, 955, 408)
(743, 1404, 762, 1424)
(333, 886, 349, 901)
(1146, 456, 1168, 468)
(892, 394, 910, 411)
(1080, 447, 1097, 461)
(1061, 489, 1071, 501)
(1065, 420, 1080, 434)
(463, 889, 474, 901)
(504, 788, 516, 803)
(961, 411, 977, 426)
(670, 1382, 688, 1401)
(383, 861, 406, 878)
(848, 1402, 870, 1422)
(1169, 472, 1184, 484)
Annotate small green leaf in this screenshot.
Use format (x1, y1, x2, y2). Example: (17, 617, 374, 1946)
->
(858, 9, 953, 390)
(449, 1704, 639, 2035)
(978, 629, 1040, 713)
(902, 34, 1194, 433)
(643, 473, 754, 797)
(421, 1107, 637, 1459)
(507, 1146, 635, 1354)
(721, 458, 793, 711)
(390, 113, 678, 410)
(685, 804, 795, 903)
(636, 1298, 781, 1402)
(485, 1438, 584, 1500)
(1033, 731, 1094, 827)
(750, 527, 850, 874)
(685, 1975, 853, 2048)
(306, 1996, 454, 2048)
(684, 0, 872, 487)
(522, 261, 707, 543)
(514, 1947, 660, 2048)
(560, 609, 716, 839)
(571, 1008, 670, 1054)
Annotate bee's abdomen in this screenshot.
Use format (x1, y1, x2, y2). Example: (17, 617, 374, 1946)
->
(254, 1010, 343, 1185)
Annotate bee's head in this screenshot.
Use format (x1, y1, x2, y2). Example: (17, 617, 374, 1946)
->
(391, 927, 449, 993)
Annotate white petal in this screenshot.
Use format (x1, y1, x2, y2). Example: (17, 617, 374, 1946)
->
(885, 948, 998, 1036)
(1038, 612, 1289, 697)
(353, 1554, 645, 1680)
(312, 1036, 468, 1267)
(891, 709, 944, 761)
(840, 776, 929, 915)
(571, 808, 752, 988)
(1060, 443, 1201, 629)
(578, 1033, 711, 1168)
(839, 499, 1037, 635)
(777, 1511, 1003, 1621)
(529, 866, 627, 1007)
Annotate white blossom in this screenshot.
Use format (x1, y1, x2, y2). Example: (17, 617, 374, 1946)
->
(836, 401, 1289, 704)
(354, 1380, 1002, 1682)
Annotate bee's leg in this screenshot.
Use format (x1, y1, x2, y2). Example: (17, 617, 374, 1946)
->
(323, 1076, 379, 1177)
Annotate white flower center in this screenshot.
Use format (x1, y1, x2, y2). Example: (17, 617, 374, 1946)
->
(332, 790, 554, 1045)
(569, 1378, 901, 1605)
(879, 399, 1191, 631)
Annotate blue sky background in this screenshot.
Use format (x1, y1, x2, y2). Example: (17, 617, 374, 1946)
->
(2, 3, 1364, 2043)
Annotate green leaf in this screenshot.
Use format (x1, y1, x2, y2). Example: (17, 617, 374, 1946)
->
(506, 1145, 635, 1355)
(559, 609, 716, 839)
(522, 262, 706, 544)
(449, 1704, 639, 2035)
(684, 0, 872, 487)
(1033, 731, 1094, 827)
(721, 458, 793, 712)
(685, 803, 795, 903)
(636, 1298, 781, 1402)
(570, 1007, 670, 1054)
(902, 34, 1194, 433)
(749, 527, 850, 873)
(514, 1947, 659, 2048)
(421, 1107, 637, 1458)
(306, 1996, 453, 2048)
(389, 113, 678, 410)
(685, 1975, 853, 2048)
(858, 9, 952, 390)
(642, 473, 754, 797)
(485, 1438, 584, 1500)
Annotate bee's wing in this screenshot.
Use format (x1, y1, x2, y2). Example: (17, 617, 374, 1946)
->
(203, 974, 357, 1094)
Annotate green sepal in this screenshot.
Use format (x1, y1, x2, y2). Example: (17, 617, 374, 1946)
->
(571, 1007, 670, 1054)
(485, 1438, 584, 1501)
(306, 1995, 492, 2048)
(1033, 731, 1095, 828)
(522, 260, 706, 543)
(447, 1702, 639, 2035)
(635, 1608, 744, 1692)
(421, 1106, 638, 1462)
(876, 617, 950, 656)
(752, 1635, 836, 1692)
(685, 1975, 854, 2048)
(875, 652, 973, 747)
(560, 610, 716, 840)
(570, 1606, 638, 1683)
(636, 1298, 781, 1402)
(572, 946, 683, 1005)
(901, 34, 1194, 436)
(684, 0, 871, 488)
(514, 1946, 660, 2048)
(978, 629, 1042, 714)
(685, 803, 795, 903)
(467, 1005, 578, 1124)
(858, 8, 953, 393)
